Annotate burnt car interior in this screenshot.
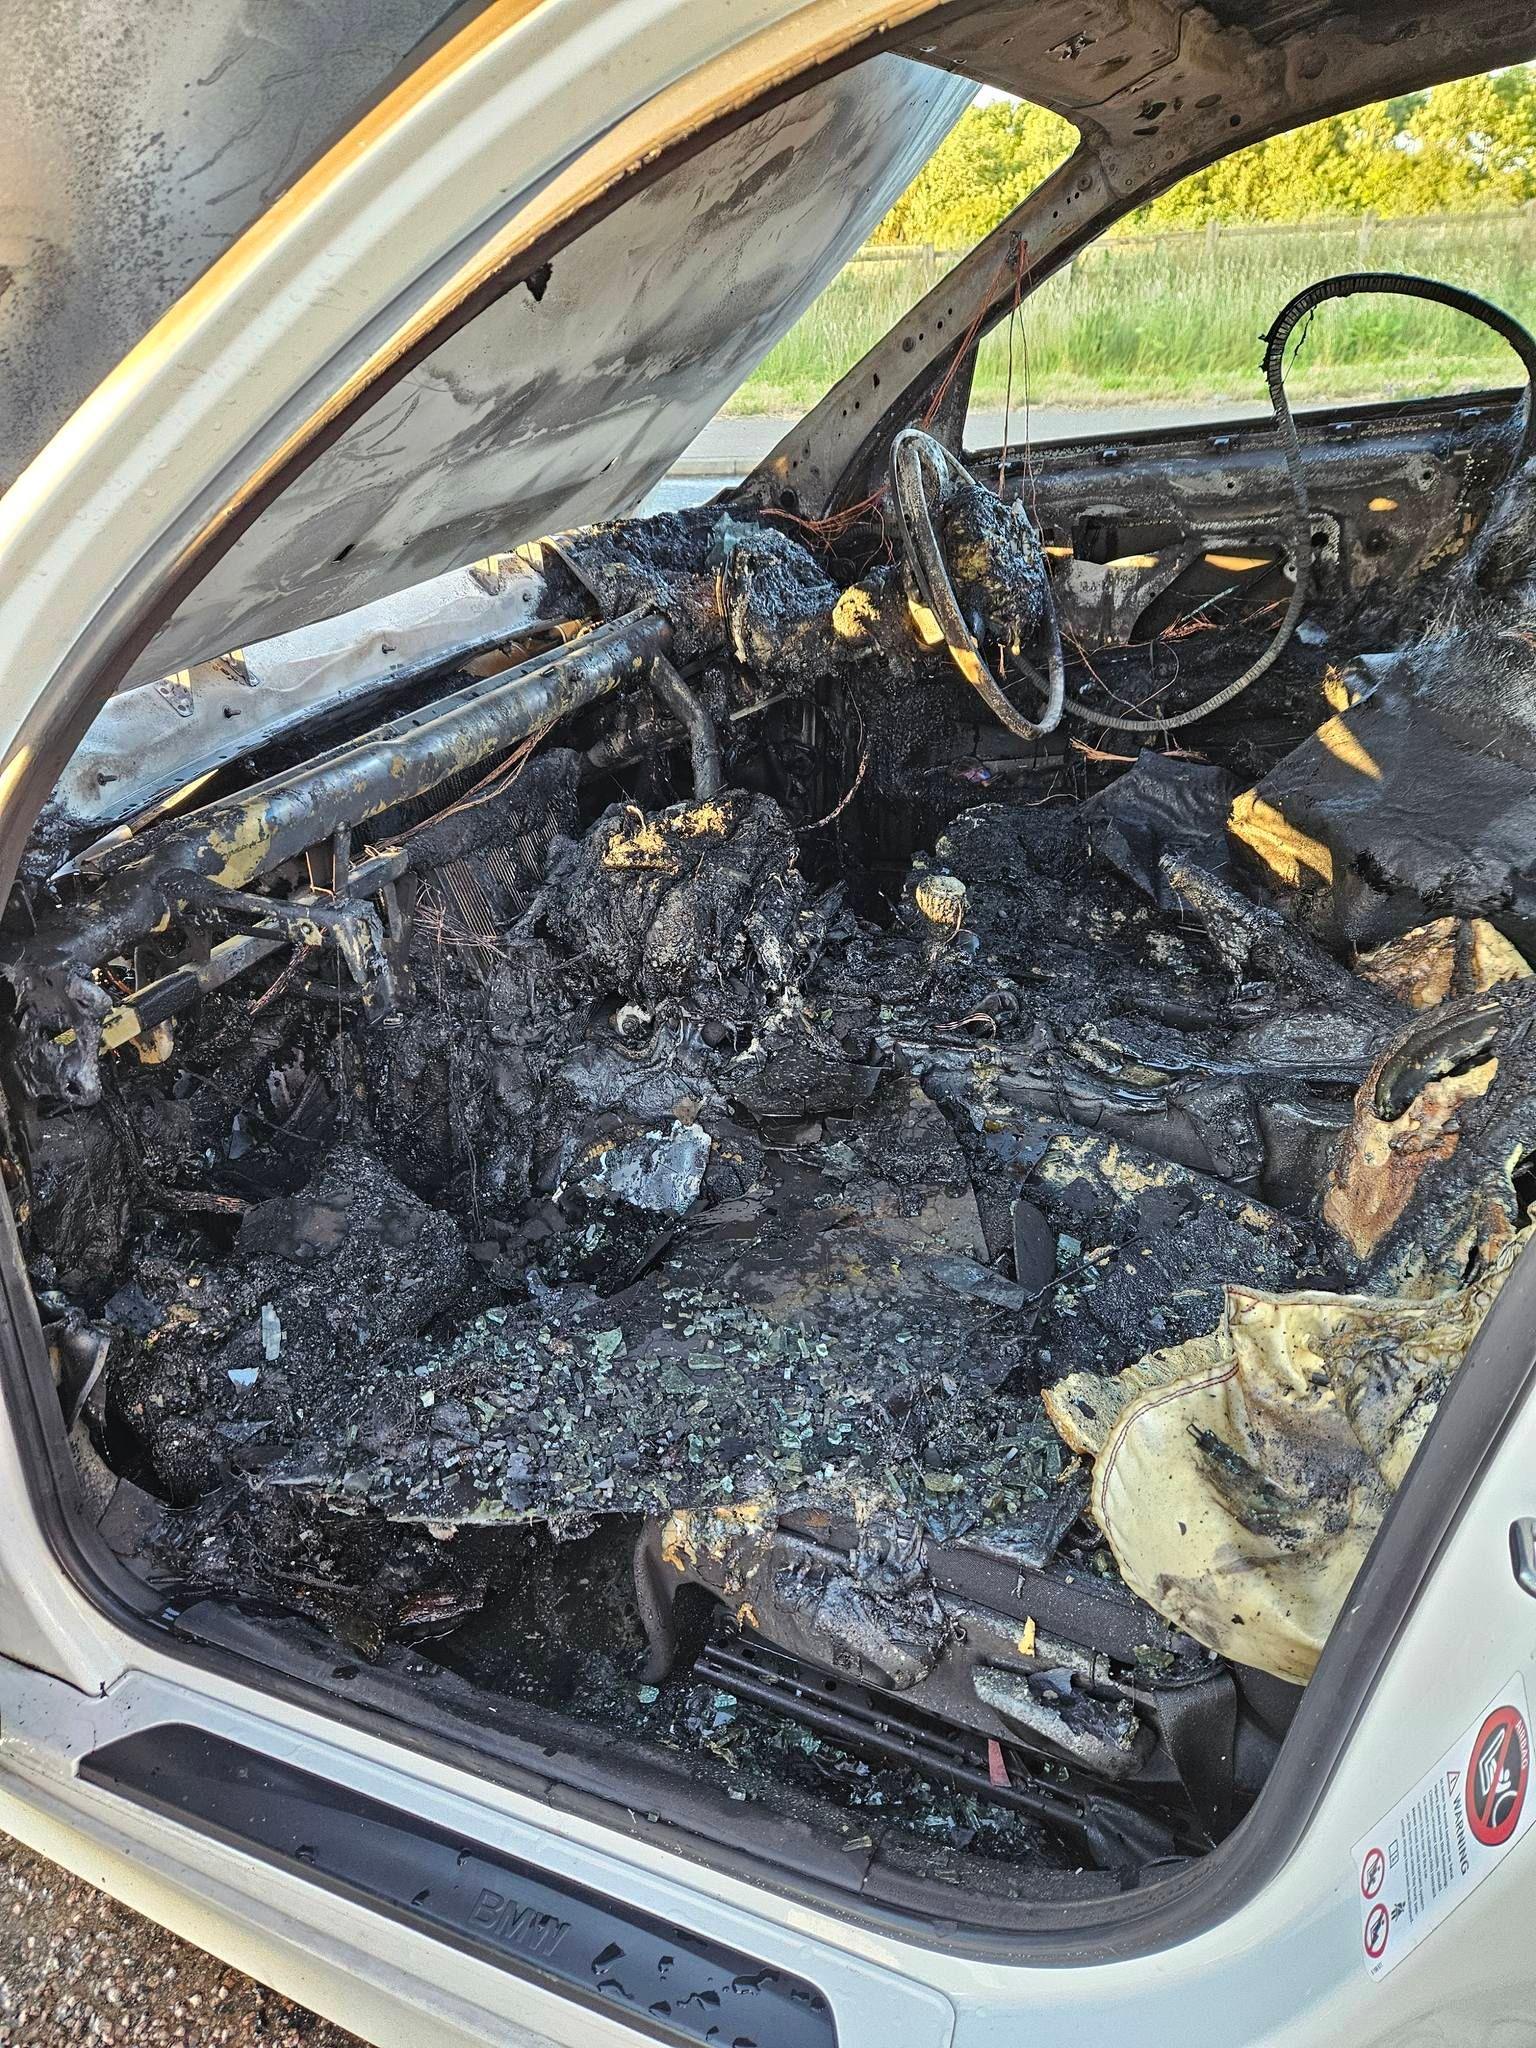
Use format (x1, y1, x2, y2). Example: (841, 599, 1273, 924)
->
(5, 0, 1536, 1935)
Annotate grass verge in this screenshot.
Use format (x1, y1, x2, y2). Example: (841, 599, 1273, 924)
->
(724, 212, 1536, 417)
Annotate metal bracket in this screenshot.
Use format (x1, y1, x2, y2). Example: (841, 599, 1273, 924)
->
(17, 613, 669, 1105)
(182, 852, 407, 1019)
(155, 670, 195, 719)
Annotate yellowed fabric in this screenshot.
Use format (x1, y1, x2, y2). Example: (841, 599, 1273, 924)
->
(1083, 1229, 1530, 1683)
(1324, 1053, 1499, 1264)
(1042, 1336, 1222, 1460)
(1355, 917, 1531, 1012)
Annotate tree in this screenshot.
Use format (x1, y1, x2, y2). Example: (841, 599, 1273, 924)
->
(1382, 70, 1536, 211)
(871, 68, 1536, 248)
(871, 99, 1075, 245)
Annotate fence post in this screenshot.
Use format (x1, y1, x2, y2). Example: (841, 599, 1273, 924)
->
(1205, 219, 1220, 255)
(1357, 210, 1376, 262)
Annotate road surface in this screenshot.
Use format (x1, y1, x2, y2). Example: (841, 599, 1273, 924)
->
(0, 1834, 361, 2047)
(671, 400, 1270, 474)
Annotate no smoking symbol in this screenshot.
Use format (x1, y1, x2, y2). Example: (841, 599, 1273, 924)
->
(1361, 1847, 1386, 1899)
(1364, 1902, 1391, 1960)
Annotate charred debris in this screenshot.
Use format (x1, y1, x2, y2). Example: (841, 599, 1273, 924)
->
(5, 324, 1536, 1893)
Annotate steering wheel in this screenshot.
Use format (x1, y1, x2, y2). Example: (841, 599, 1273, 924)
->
(887, 427, 1066, 741)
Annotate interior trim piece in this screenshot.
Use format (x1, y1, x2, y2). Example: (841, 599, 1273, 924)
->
(82, 1725, 839, 2048)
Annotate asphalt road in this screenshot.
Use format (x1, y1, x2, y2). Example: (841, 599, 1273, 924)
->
(0, 1834, 361, 2047)
(640, 399, 1268, 511)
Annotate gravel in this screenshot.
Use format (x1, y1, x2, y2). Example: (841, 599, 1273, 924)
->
(0, 1834, 362, 2046)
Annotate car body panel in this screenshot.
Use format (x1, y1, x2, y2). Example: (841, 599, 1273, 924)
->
(0, 0, 470, 496)
(0, 2, 963, 684)
(144, 53, 968, 684)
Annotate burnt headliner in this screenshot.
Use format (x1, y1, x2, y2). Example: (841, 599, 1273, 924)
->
(909, 0, 1535, 105)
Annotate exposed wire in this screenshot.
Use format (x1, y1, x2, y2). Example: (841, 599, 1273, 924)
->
(798, 736, 869, 833)
(390, 722, 552, 842)
(996, 240, 1032, 500)
(920, 246, 1018, 432)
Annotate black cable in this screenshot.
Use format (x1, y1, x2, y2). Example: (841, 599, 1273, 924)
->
(1060, 271, 1536, 734)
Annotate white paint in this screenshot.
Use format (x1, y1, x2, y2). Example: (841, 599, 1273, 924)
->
(1354, 1674, 1534, 1980)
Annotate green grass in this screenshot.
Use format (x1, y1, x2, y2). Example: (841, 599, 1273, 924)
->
(725, 212, 1536, 417)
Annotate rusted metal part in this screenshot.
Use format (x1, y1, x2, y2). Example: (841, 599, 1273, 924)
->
(92, 847, 423, 1060)
(183, 857, 409, 1020)
(40, 613, 664, 961)
(1326, 981, 1536, 1294)
(5, 614, 671, 1103)
(975, 390, 1524, 653)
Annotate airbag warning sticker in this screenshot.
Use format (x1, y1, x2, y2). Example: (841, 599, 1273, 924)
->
(1354, 1672, 1532, 1979)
